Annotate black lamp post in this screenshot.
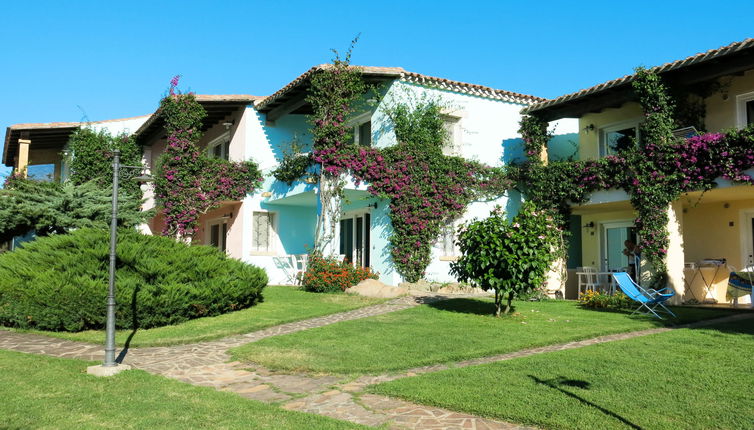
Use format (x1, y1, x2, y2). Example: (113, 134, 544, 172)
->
(87, 149, 153, 376)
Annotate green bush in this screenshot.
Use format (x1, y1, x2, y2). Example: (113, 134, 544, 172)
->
(451, 202, 562, 316)
(0, 228, 267, 331)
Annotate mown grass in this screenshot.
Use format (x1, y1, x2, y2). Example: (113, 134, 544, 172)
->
(0, 349, 365, 430)
(1, 286, 382, 347)
(371, 318, 754, 429)
(231, 298, 737, 374)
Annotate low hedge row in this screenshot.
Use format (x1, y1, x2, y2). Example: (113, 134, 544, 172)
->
(0, 228, 267, 331)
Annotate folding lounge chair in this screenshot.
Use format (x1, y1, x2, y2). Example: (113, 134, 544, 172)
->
(612, 272, 676, 319)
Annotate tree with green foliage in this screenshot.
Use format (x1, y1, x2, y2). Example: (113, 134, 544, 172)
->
(0, 178, 148, 243)
(451, 202, 561, 316)
(66, 127, 144, 198)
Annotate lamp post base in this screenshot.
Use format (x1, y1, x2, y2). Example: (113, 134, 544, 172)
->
(86, 363, 132, 377)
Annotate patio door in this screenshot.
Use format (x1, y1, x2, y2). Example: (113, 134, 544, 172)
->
(208, 219, 228, 252)
(601, 221, 639, 277)
(339, 211, 371, 267)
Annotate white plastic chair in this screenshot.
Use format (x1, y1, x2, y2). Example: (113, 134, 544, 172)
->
(577, 266, 601, 297)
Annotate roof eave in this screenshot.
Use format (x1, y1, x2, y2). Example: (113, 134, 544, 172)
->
(525, 37, 754, 121)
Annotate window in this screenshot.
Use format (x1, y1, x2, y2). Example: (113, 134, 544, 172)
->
(349, 113, 372, 147)
(208, 220, 228, 252)
(207, 132, 230, 160)
(252, 211, 275, 253)
(599, 120, 640, 157)
(437, 219, 459, 258)
(26, 163, 56, 182)
(441, 116, 461, 156)
(736, 91, 754, 129)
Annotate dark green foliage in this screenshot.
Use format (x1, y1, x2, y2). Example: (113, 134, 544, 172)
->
(518, 114, 551, 162)
(387, 101, 447, 150)
(66, 127, 143, 198)
(0, 179, 148, 242)
(451, 202, 561, 316)
(272, 153, 313, 185)
(0, 228, 267, 331)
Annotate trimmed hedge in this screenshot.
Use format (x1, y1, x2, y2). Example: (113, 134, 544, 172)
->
(0, 228, 267, 332)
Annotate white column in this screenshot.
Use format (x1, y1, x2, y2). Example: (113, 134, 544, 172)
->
(665, 201, 686, 305)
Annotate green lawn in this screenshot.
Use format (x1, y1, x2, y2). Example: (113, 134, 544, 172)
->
(230, 298, 737, 374)
(371, 318, 754, 430)
(1, 286, 382, 347)
(0, 349, 364, 430)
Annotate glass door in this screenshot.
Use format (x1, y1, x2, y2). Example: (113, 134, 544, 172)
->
(339, 218, 354, 264)
(209, 220, 228, 252)
(601, 221, 639, 278)
(339, 212, 371, 267)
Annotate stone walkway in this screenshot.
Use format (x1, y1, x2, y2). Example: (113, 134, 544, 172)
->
(1, 296, 751, 430)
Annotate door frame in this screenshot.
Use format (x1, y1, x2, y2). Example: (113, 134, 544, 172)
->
(206, 218, 229, 253)
(599, 220, 635, 272)
(340, 209, 372, 267)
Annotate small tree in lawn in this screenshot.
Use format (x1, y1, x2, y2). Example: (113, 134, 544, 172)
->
(451, 202, 561, 316)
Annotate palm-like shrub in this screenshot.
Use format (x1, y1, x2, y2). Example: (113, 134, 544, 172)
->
(0, 228, 267, 331)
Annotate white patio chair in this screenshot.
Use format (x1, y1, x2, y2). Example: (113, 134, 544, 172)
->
(577, 266, 601, 297)
(273, 255, 298, 285)
(294, 254, 309, 279)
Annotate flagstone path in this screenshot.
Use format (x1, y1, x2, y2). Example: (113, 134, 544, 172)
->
(1, 295, 751, 430)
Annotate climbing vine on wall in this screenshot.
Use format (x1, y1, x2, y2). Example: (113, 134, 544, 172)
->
(305, 50, 510, 281)
(307, 38, 367, 253)
(516, 67, 754, 286)
(154, 76, 262, 239)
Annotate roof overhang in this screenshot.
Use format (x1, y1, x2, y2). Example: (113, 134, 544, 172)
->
(255, 65, 545, 122)
(2, 122, 80, 167)
(255, 66, 404, 121)
(525, 38, 754, 121)
(133, 94, 262, 146)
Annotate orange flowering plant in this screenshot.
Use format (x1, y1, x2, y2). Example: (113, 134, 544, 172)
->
(300, 252, 378, 293)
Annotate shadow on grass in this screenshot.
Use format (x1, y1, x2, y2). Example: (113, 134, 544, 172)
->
(426, 298, 509, 317)
(529, 375, 643, 430)
(115, 286, 139, 364)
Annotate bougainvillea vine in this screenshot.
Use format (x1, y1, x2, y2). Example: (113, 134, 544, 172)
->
(306, 63, 510, 281)
(515, 67, 754, 286)
(154, 77, 262, 239)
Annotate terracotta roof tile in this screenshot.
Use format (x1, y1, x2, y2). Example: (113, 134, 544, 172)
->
(255, 65, 543, 111)
(525, 38, 754, 114)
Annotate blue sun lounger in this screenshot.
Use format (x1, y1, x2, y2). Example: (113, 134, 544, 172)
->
(612, 272, 676, 319)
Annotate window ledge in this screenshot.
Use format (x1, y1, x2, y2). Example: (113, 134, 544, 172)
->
(250, 251, 277, 256)
(439, 256, 458, 262)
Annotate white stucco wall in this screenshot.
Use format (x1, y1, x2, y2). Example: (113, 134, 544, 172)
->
(242, 80, 569, 286)
(91, 116, 150, 136)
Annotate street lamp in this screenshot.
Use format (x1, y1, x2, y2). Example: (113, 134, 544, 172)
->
(87, 149, 153, 377)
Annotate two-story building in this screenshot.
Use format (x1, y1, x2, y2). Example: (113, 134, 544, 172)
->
(2, 65, 577, 287)
(526, 38, 754, 305)
(133, 66, 577, 286)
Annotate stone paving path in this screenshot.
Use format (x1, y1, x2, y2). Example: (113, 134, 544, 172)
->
(2, 295, 752, 430)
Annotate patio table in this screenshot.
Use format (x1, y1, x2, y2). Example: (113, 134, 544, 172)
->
(687, 263, 726, 304)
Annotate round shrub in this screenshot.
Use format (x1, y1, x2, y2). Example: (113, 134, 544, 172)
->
(0, 228, 267, 331)
(301, 252, 378, 293)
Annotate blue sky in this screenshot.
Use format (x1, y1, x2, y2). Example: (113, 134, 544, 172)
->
(1, 1, 752, 180)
